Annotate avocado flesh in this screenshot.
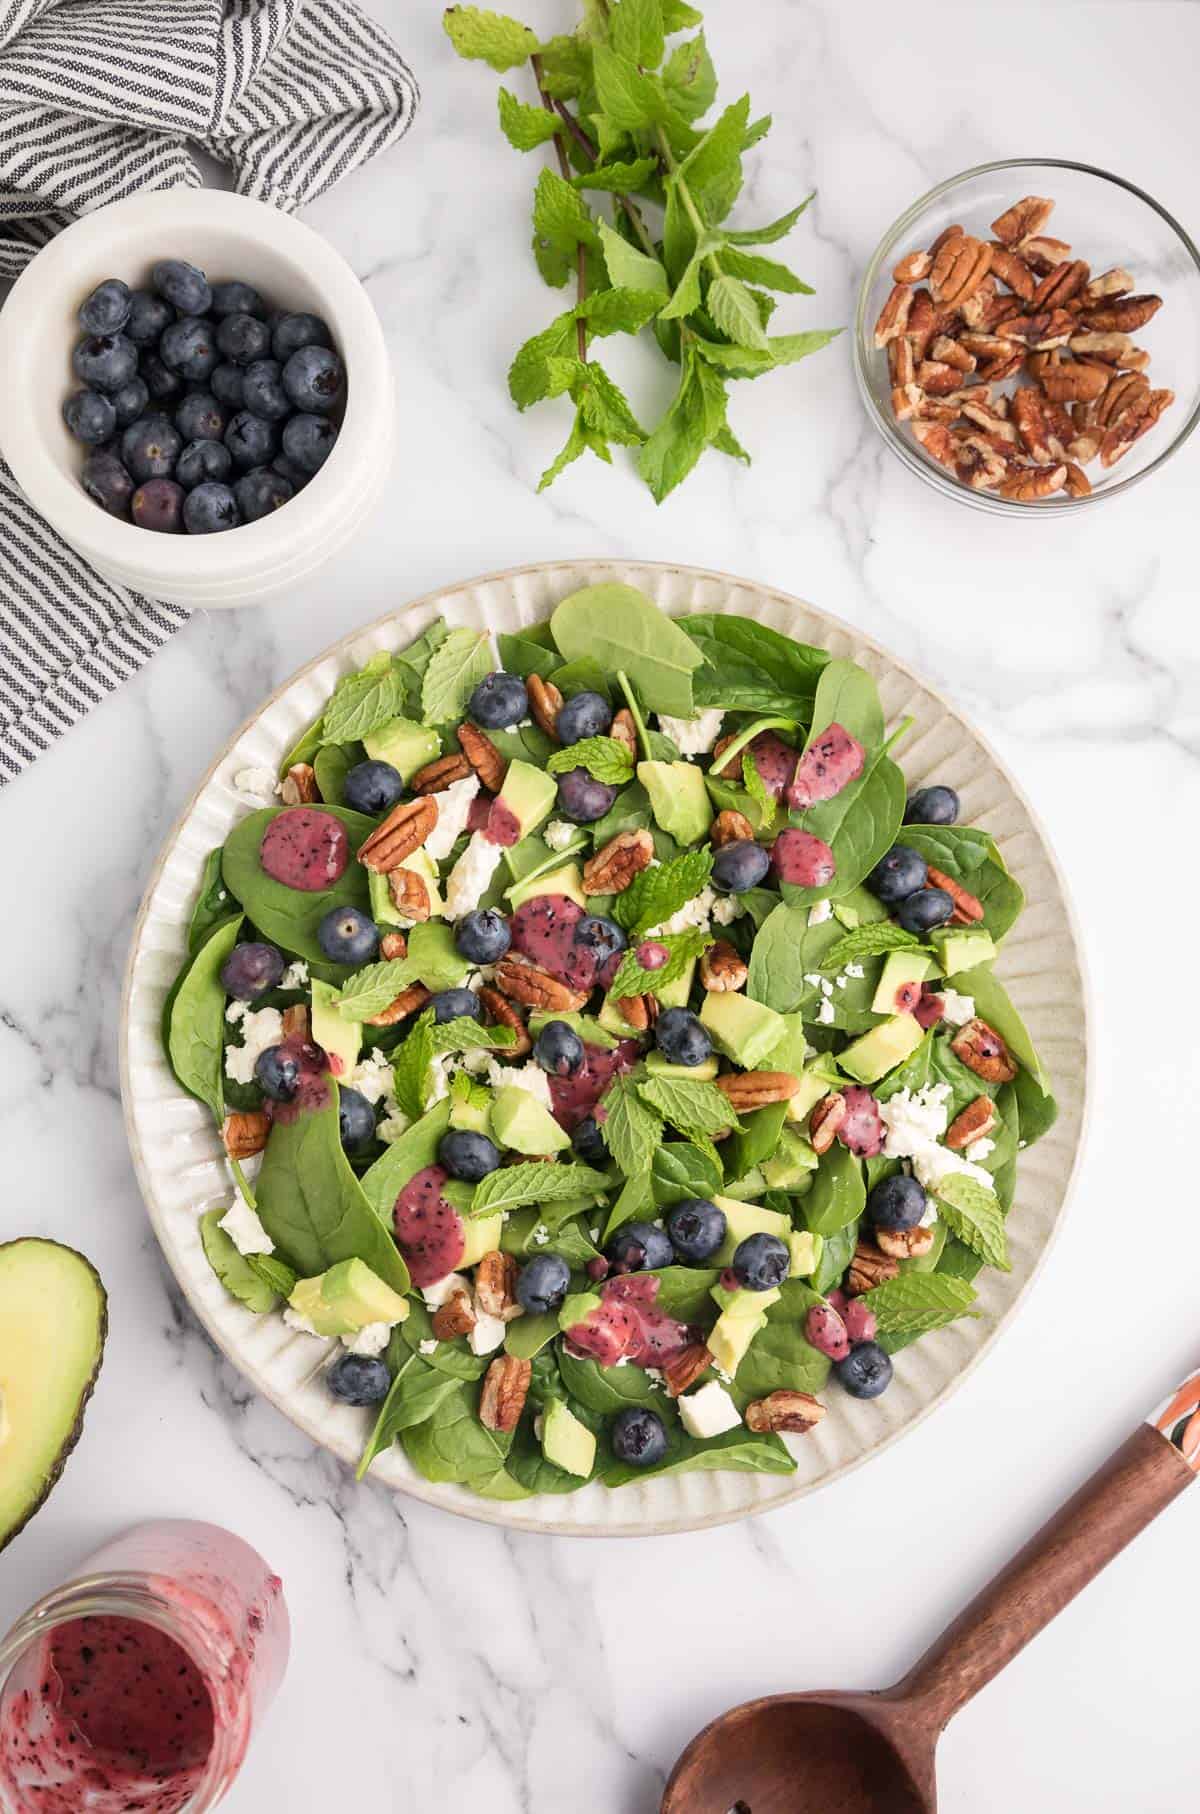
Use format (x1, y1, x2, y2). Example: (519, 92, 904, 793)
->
(644, 1049, 719, 1082)
(786, 1055, 842, 1124)
(871, 950, 932, 1015)
(638, 760, 713, 844)
(712, 1196, 791, 1266)
(0, 1239, 107, 1553)
(839, 1014, 925, 1085)
(508, 861, 586, 911)
(491, 1085, 570, 1155)
(363, 717, 440, 782)
(708, 1306, 766, 1374)
(289, 1257, 408, 1336)
(497, 759, 557, 842)
(460, 1213, 503, 1269)
(700, 992, 787, 1070)
(933, 928, 996, 976)
(542, 1398, 596, 1477)
(311, 976, 361, 1079)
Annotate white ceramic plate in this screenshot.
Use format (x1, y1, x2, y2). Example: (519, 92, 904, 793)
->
(120, 561, 1090, 1536)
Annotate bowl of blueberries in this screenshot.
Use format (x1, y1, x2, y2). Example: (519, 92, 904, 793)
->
(0, 188, 392, 609)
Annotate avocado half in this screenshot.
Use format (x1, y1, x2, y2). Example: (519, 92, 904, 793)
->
(0, 1239, 108, 1553)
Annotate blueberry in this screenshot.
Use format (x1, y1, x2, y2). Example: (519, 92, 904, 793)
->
(254, 1043, 301, 1102)
(557, 690, 612, 744)
(666, 1198, 727, 1264)
(72, 333, 138, 393)
(272, 311, 332, 362)
(572, 1115, 607, 1166)
(731, 1231, 790, 1291)
(281, 411, 337, 474)
(175, 392, 227, 443)
(438, 1129, 502, 1182)
(574, 915, 626, 965)
(534, 1019, 584, 1077)
(455, 908, 512, 964)
(866, 1172, 927, 1232)
(655, 1008, 712, 1069)
(905, 785, 959, 826)
(131, 478, 184, 533)
(282, 344, 346, 413)
(220, 941, 286, 1000)
(139, 351, 184, 403)
(327, 1353, 390, 1406)
(611, 1406, 668, 1467)
(121, 413, 182, 481)
(317, 905, 379, 965)
(236, 466, 294, 522)
(516, 1253, 571, 1315)
(225, 409, 279, 470)
(211, 281, 267, 320)
(176, 438, 233, 490)
(110, 376, 150, 428)
(63, 388, 116, 445)
(607, 1221, 674, 1270)
(183, 481, 240, 534)
(240, 358, 291, 422)
(81, 450, 134, 517)
(217, 312, 272, 366)
(151, 258, 212, 316)
(711, 838, 771, 894)
(125, 290, 174, 346)
(211, 362, 247, 409)
(339, 759, 403, 818)
(430, 988, 483, 1025)
(556, 766, 619, 824)
(897, 887, 954, 933)
(79, 279, 132, 336)
(160, 317, 218, 383)
(866, 845, 928, 904)
(835, 1340, 893, 1400)
(468, 671, 528, 730)
(272, 452, 310, 491)
(338, 1084, 377, 1156)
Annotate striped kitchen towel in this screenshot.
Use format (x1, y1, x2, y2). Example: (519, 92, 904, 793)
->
(0, 0, 417, 785)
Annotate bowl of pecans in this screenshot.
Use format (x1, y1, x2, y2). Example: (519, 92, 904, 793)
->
(854, 159, 1200, 511)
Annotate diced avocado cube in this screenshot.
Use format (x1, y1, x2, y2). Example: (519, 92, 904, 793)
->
(494, 759, 557, 844)
(787, 1230, 821, 1278)
(460, 1213, 503, 1269)
(871, 949, 932, 1015)
(762, 1127, 818, 1191)
(288, 1258, 408, 1337)
(598, 994, 640, 1038)
(700, 993, 787, 1071)
(720, 1168, 767, 1202)
(311, 977, 360, 1080)
(541, 1398, 596, 1478)
(658, 958, 695, 1010)
(403, 920, 470, 990)
(708, 1305, 767, 1375)
(933, 928, 996, 976)
(786, 1053, 845, 1124)
(838, 1014, 925, 1085)
(763, 1011, 811, 1078)
(449, 1091, 492, 1136)
(645, 1049, 719, 1082)
(637, 759, 713, 845)
(712, 1196, 791, 1266)
(710, 1280, 782, 1318)
(363, 717, 440, 783)
(490, 1085, 570, 1155)
(368, 847, 444, 927)
(508, 861, 586, 911)
(558, 1290, 603, 1333)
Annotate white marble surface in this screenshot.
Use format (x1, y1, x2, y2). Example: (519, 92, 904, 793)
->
(3, 2, 1199, 1808)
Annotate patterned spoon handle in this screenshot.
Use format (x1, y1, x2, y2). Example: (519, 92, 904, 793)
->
(1147, 1366, 1200, 1470)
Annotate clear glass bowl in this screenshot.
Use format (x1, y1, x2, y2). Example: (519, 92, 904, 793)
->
(853, 158, 1200, 513)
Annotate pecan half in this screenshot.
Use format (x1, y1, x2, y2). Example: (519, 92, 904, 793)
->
(1020, 236, 1073, 274)
(527, 674, 562, 742)
(458, 722, 507, 792)
(876, 1224, 936, 1260)
(475, 1250, 523, 1322)
(808, 1091, 847, 1156)
(917, 358, 964, 398)
(1099, 387, 1174, 467)
(365, 982, 431, 1027)
(1062, 461, 1091, 498)
(1067, 331, 1138, 367)
(912, 420, 957, 470)
(609, 707, 638, 758)
(1081, 294, 1162, 333)
(745, 1390, 826, 1435)
(846, 1239, 900, 1297)
(280, 762, 318, 805)
(716, 1071, 801, 1111)
(888, 336, 916, 389)
(388, 865, 431, 923)
(1038, 359, 1110, 404)
(358, 796, 438, 873)
(951, 1017, 1018, 1083)
(1030, 258, 1089, 311)
(946, 1094, 998, 1151)
(479, 1355, 531, 1432)
(664, 1343, 713, 1398)
(928, 223, 965, 257)
(616, 992, 657, 1032)
(411, 752, 471, 795)
(959, 274, 999, 329)
(976, 350, 1025, 384)
(959, 331, 1019, 363)
(584, 829, 654, 895)
(987, 243, 1037, 300)
(1067, 428, 1104, 466)
(1081, 266, 1133, 305)
(700, 941, 748, 993)
(892, 381, 923, 422)
(494, 953, 589, 1012)
(223, 1110, 270, 1159)
(1095, 369, 1150, 428)
(991, 195, 1054, 246)
(432, 1288, 476, 1341)
(930, 335, 976, 375)
(712, 807, 754, 847)
(905, 289, 937, 359)
(893, 248, 931, 284)
(281, 1003, 310, 1040)
(873, 282, 913, 348)
(477, 986, 533, 1058)
(955, 434, 1009, 491)
(996, 464, 1067, 501)
(709, 734, 740, 778)
(930, 234, 992, 307)
(1012, 389, 1061, 466)
(991, 309, 1075, 349)
(961, 396, 1018, 441)
(379, 930, 408, 961)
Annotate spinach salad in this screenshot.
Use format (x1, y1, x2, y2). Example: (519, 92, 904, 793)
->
(164, 584, 1056, 1500)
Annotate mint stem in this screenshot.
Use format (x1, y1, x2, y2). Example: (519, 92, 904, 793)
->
(532, 53, 588, 362)
(655, 126, 722, 282)
(547, 98, 659, 260)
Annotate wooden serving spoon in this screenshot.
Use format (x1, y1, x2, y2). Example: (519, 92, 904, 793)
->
(662, 1370, 1200, 1814)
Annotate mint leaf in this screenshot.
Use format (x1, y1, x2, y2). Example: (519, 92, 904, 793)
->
(662, 31, 716, 121)
(713, 422, 751, 464)
(431, 1020, 517, 1054)
(538, 406, 607, 491)
(600, 1074, 663, 1177)
(443, 5, 538, 70)
(573, 362, 646, 447)
(392, 1009, 435, 1120)
(611, 0, 665, 70)
(678, 95, 750, 202)
(247, 1253, 297, 1298)
(638, 350, 711, 503)
(725, 197, 814, 246)
(508, 316, 577, 408)
(637, 1074, 738, 1138)
(606, 928, 713, 1000)
(613, 845, 713, 934)
(935, 1175, 1010, 1271)
(863, 1273, 979, 1342)
(572, 158, 658, 194)
(662, 0, 702, 26)
(592, 46, 674, 131)
(708, 273, 770, 350)
(720, 245, 813, 294)
(323, 654, 406, 742)
(579, 287, 666, 336)
(420, 627, 494, 725)
(692, 328, 843, 380)
(532, 167, 597, 254)
(498, 86, 561, 150)
(333, 958, 413, 1021)
(819, 924, 925, 970)
(596, 218, 669, 298)
(537, 32, 590, 99)
(547, 735, 634, 785)
(471, 1161, 609, 1217)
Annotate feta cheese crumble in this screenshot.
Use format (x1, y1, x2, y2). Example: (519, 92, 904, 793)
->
(342, 1321, 392, 1357)
(879, 1083, 992, 1189)
(965, 1136, 995, 1163)
(280, 960, 309, 990)
(233, 766, 277, 804)
(486, 1058, 553, 1110)
(657, 708, 724, 755)
(939, 989, 975, 1027)
(650, 883, 741, 938)
(223, 1005, 283, 1085)
(843, 963, 865, 980)
(282, 1307, 321, 1338)
(679, 1380, 743, 1439)
(418, 1338, 439, 1356)
(424, 773, 481, 861)
(346, 1050, 396, 1106)
(807, 900, 833, 927)
(423, 1272, 468, 1310)
(469, 1311, 506, 1355)
(218, 1199, 274, 1256)
(543, 818, 578, 853)
(711, 894, 742, 926)
(816, 999, 835, 1025)
(444, 832, 504, 920)
(377, 1104, 412, 1144)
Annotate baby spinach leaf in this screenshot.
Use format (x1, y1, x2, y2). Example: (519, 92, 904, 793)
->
(471, 1161, 609, 1217)
(781, 751, 906, 910)
(602, 1422, 795, 1487)
(603, 1171, 654, 1243)
(323, 654, 408, 743)
(902, 827, 1024, 942)
(548, 655, 616, 699)
(803, 657, 884, 752)
(359, 1100, 452, 1219)
(551, 584, 705, 717)
(505, 1409, 596, 1494)
(873, 1029, 996, 1115)
(498, 628, 560, 680)
(936, 1234, 984, 1285)
(502, 1210, 600, 1265)
(188, 849, 237, 955)
(703, 771, 775, 835)
(420, 627, 494, 726)
(357, 1351, 461, 1479)
(277, 711, 325, 779)
(600, 1073, 663, 1178)
(504, 1312, 559, 1359)
(614, 844, 713, 934)
(864, 1273, 979, 1349)
(221, 806, 374, 974)
(1002, 1066, 1058, 1149)
(935, 1174, 1010, 1271)
(651, 1140, 722, 1206)
(733, 1279, 829, 1399)
(591, 779, 653, 845)
(559, 1349, 667, 1415)
(812, 1218, 858, 1295)
(254, 1083, 411, 1294)
(677, 613, 827, 715)
(199, 1208, 279, 1314)
(804, 1142, 866, 1237)
(312, 742, 356, 806)
(727, 1102, 788, 1182)
(952, 963, 1051, 1094)
(399, 1301, 486, 1380)
(167, 916, 243, 1116)
(402, 1382, 513, 1486)
(747, 890, 886, 1030)
(645, 1266, 722, 1321)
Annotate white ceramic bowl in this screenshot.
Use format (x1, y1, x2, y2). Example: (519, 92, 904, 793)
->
(0, 190, 392, 609)
(120, 560, 1091, 1536)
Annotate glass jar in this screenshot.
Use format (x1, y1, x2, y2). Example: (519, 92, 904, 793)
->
(0, 1520, 289, 1813)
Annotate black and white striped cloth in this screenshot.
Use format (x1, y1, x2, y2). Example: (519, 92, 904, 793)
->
(0, 0, 417, 785)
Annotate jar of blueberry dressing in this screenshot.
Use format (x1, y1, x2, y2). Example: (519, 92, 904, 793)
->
(0, 1520, 288, 1813)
